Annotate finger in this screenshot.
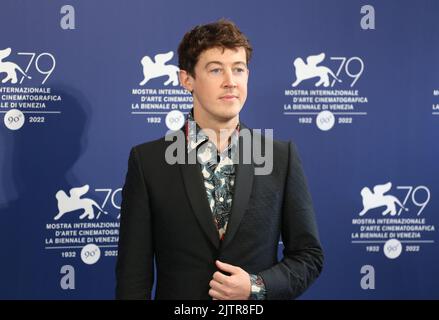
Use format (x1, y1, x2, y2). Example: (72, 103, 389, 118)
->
(209, 279, 227, 295)
(213, 271, 229, 284)
(216, 260, 239, 274)
(209, 288, 225, 300)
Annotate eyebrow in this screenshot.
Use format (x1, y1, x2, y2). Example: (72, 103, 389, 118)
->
(204, 61, 247, 69)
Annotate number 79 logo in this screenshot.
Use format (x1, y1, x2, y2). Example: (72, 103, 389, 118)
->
(396, 186, 430, 216)
(16, 51, 56, 84)
(291, 53, 364, 88)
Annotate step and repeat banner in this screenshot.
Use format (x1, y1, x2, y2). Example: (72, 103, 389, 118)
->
(0, 0, 438, 299)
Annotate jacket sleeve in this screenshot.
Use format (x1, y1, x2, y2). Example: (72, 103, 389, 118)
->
(115, 147, 154, 299)
(259, 141, 324, 299)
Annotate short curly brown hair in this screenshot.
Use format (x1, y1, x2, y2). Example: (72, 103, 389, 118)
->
(178, 19, 253, 77)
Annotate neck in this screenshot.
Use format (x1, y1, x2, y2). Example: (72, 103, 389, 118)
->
(193, 108, 239, 152)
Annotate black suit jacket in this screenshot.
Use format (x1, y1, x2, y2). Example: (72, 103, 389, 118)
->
(116, 128, 323, 299)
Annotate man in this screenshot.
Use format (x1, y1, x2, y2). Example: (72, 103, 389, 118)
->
(116, 19, 323, 300)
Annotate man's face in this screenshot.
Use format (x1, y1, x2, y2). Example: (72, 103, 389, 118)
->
(180, 47, 249, 124)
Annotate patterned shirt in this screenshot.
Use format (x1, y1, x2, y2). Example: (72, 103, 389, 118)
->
(185, 110, 266, 299)
(186, 111, 238, 240)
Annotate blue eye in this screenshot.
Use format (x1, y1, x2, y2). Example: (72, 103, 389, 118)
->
(210, 68, 222, 74)
(233, 67, 248, 75)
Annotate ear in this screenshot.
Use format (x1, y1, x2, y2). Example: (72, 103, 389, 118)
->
(179, 69, 194, 92)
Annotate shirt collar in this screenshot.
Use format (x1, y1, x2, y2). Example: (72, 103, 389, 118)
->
(185, 109, 240, 158)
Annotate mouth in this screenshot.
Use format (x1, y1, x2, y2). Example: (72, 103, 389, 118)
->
(219, 95, 238, 101)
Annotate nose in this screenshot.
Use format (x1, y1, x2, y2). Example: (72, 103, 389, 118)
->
(222, 69, 237, 88)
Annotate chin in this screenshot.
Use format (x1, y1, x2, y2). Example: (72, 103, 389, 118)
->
(216, 109, 241, 122)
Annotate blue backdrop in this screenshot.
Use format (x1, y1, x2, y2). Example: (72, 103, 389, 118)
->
(0, 0, 438, 299)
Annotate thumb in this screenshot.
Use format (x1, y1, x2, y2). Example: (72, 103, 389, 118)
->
(216, 260, 239, 274)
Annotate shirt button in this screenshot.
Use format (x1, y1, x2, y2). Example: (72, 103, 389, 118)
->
(219, 197, 224, 202)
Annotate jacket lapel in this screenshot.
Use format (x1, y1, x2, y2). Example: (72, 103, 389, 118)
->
(221, 130, 254, 250)
(180, 149, 220, 249)
(178, 124, 255, 251)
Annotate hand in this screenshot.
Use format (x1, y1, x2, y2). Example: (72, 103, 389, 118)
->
(208, 260, 251, 300)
